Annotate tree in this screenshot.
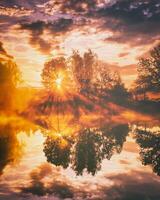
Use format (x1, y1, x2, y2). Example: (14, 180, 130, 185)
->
(135, 128, 160, 176)
(43, 136, 71, 168)
(0, 53, 20, 111)
(42, 122, 129, 176)
(93, 65, 113, 98)
(72, 128, 102, 175)
(108, 72, 129, 103)
(41, 56, 71, 91)
(133, 43, 160, 99)
(0, 123, 22, 175)
(94, 67, 129, 103)
(71, 49, 96, 93)
(100, 124, 129, 159)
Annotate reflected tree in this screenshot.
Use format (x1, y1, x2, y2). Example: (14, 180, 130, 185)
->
(43, 136, 72, 168)
(43, 123, 129, 175)
(0, 116, 39, 175)
(100, 124, 129, 159)
(135, 128, 160, 176)
(72, 128, 102, 175)
(0, 124, 22, 175)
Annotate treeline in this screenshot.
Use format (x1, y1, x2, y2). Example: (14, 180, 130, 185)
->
(0, 43, 160, 113)
(41, 43, 160, 105)
(41, 49, 130, 105)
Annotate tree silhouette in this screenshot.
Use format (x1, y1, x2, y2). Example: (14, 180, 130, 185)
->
(93, 67, 129, 104)
(72, 128, 102, 175)
(71, 49, 96, 94)
(41, 56, 71, 91)
(135, 128, 160, 176)
(100, 124, 129, 159)
(133, 43, 160, 99)
(0, 124, 22, 175)
(43, 136, 72, 168)
(43, 123, 129, 176)
(108, 74, 130, 104)
(0, 52, 20, 110)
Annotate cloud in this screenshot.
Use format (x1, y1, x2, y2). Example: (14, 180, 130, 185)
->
(20, 18, 74, 33)
(96, 0, 160, 46)
(0, 0, 159, 81)
(1, 0, 160, 49)
(58, 0, 98, 14)
(19, 18, 73, 54)
(118, 52, 129, 58)
(19, 163, 160, 200)
(0, 0, 48, 9)
(1, 0, 159, 54)
(21, 163, 74, 199)
(0, 6, 33, 17)
(102, 170, 160, 200)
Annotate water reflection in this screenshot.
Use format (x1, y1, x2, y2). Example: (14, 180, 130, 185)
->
(0, 124, 21, 175)
(43, 124, 129, 175)
(0, 114, 159, 179)
(135, 127, 160, 176)
(0, 117, 38, 176)
(44, 136, 72, 169)
(0, 114, 159, 199)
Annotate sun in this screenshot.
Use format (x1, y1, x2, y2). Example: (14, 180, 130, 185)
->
(52, 70, 76, 95)
(55, 75, 63, 89)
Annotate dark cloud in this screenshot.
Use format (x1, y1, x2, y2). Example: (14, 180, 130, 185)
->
(29, 36, 52, 54)
(97, 0, 160, 46)
(103, 170, 160, 200)
(20, 18, 73, 54)
(0, 161, 159, 200)
(19, 163, 160, 200)
(1, 0, 160, 48)
(21, 163, 74, 199)
(0, 0, 48, 9)
(59, 0, 98, 14)
(21, 18, 73, 33)
(0, 15, 19, 33)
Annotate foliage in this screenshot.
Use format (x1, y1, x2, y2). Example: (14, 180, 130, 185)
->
(72, 128, 102, 175)
(71, 49, 96, 92)
(41, 57, 68, 89)
(43, 136, 71, 168)
(0, 58, 21, 110)
(43, 124, 129, 175)
(93, 67, 129, 103)
(135, 129, 160, 176)
(0, 123, 22, 175)
(133, 43, 160, 98)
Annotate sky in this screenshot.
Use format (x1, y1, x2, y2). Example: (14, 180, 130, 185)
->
(0, 0, 160, 87)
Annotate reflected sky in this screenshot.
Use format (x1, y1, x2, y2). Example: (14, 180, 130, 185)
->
(0, 114, 159, 200)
